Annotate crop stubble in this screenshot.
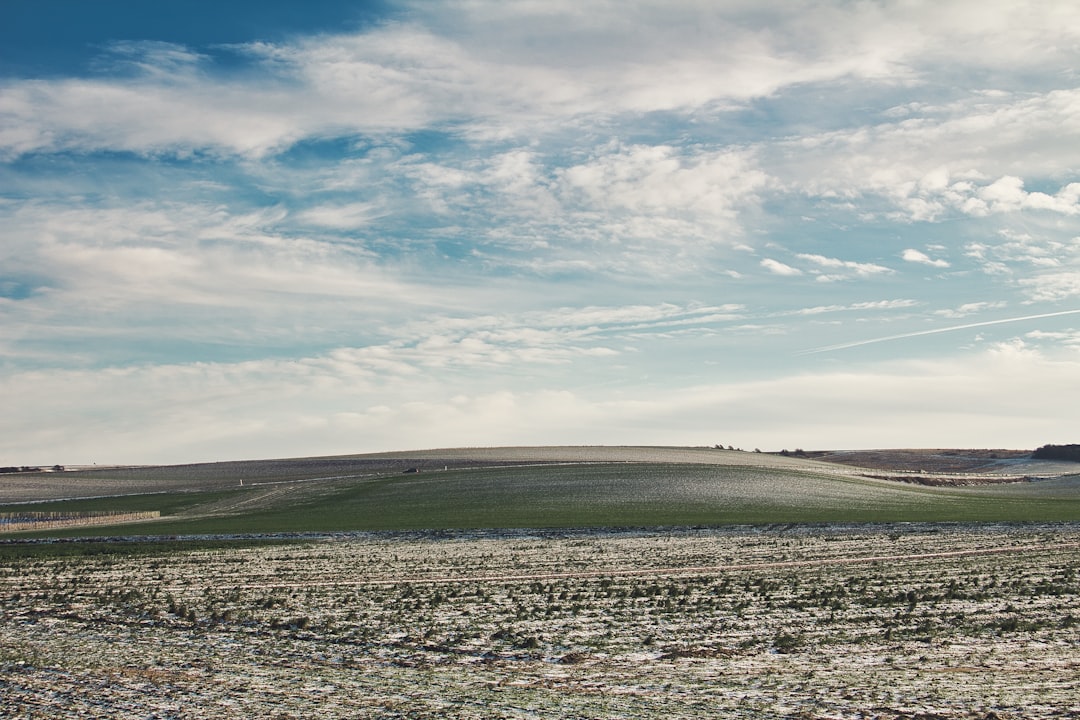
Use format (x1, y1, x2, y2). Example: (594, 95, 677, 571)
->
(1, 524, 1078, 718)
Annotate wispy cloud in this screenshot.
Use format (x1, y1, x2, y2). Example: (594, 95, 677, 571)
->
(1026, 328, 1080, 348)
(796, 253, 893, 281)
(558, 144, 768, 235)
(790, 299, 919, 316)
(934, 301, 1007, 319)
(1018, 272, 1080, 302)
(297, 202, 384, 229)
(6, 2, 1080, 160)
(802, 309, 1080, 355)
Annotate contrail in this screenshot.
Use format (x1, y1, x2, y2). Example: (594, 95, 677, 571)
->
(800, 308, 1080, 355)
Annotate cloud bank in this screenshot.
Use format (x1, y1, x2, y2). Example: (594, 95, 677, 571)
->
(3, 1, 1080, 462)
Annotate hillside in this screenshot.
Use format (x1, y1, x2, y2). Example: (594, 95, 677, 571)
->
(2, 446, 1079, 537)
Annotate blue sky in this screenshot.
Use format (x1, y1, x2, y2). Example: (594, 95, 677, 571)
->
(3, 1, 1080, 464)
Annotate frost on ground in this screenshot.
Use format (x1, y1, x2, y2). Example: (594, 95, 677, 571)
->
(1, 524, 1078, 718)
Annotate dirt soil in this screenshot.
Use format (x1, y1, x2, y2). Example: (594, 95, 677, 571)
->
(2, 524, 1078, 719)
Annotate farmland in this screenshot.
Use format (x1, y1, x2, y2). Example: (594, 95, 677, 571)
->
(2, 523, 1078, 718)
(2, 446, 1078, 717)
(2, 446, 1079, 536)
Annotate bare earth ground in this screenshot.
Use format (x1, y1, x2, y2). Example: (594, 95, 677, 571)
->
(2, 524, 1078, 718)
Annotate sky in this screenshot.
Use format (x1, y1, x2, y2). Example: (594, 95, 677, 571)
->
(2, 0, 1080, 465)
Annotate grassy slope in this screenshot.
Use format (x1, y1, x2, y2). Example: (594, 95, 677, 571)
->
(5, 456, 1080, 537)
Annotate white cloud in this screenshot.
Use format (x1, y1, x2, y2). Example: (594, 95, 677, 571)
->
(1018, 272, 1080, 302)
(1026, 328, 1080, 348)
(959, 231, 1080, 301)
(966, 176, 1080, 217)
(9, 203, 369, 304)
(380, 141, 774, 274)
(760, 258, 802, 276)
(902, 248, 950, 267)
(934, 301, 1007, 319)
(778, 89, 1080, 222)
(6, 2, 1079, 160)
(796, 253, 893, 281)
(0, 75, 300, 159)
(398, 148, 560, 219)
(558, 144, 768, 231)
(0, 199, 461, 359)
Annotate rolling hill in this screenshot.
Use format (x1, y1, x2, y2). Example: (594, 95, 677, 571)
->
(2, 446, 1078, 537)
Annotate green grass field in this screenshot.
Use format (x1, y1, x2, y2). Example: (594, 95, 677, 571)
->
(4, 454, 1079, 538)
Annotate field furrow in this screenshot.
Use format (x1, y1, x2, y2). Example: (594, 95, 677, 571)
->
(2, 524, 1078, 718)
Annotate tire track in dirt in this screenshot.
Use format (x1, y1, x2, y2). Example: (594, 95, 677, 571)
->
(178, 482, 329, 518)
(181, 488, 292, 517)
